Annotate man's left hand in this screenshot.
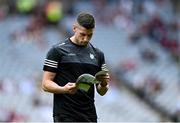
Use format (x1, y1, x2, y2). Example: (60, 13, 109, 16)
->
(96, 73, 110, 87)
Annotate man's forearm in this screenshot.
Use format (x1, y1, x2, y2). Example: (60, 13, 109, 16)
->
(42, 80, 65, 94)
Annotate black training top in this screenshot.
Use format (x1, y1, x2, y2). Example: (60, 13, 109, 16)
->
(43, 38, 106, 120)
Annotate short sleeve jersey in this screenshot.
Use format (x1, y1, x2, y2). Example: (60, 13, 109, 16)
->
(43, 38, 106, 119)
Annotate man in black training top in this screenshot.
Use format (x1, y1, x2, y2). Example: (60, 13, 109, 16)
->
(42, 12, 110, 122)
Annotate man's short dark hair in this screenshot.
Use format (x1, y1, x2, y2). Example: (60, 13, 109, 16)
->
(77, 12, 95, 29)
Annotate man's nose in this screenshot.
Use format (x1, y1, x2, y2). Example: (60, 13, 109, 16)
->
(83, 36, 89, 42)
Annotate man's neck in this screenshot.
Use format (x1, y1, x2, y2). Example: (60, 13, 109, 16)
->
(70, 36, 76, 44)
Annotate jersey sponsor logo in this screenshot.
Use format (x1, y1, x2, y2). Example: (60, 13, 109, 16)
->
(90, 53, 94, 59)
(44, 59, 58, 68)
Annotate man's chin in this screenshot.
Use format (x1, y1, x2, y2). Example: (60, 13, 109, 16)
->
(79, 42, 88, 46)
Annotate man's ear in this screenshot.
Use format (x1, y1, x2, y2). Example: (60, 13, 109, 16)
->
(72, 24, 76, 32)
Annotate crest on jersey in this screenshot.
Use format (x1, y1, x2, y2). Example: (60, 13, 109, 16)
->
(89, 53, 94, 59)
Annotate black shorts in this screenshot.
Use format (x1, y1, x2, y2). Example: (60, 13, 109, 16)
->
(53, 115, 97, 122)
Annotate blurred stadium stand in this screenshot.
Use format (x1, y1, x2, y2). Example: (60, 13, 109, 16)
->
(0, 0, 179, 122)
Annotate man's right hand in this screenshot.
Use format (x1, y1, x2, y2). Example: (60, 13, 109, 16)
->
(63, 82, 77, 94)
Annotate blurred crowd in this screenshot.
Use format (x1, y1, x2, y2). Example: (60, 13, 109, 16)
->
(0, 0, 179, 122)
(0, 0, 179, 59)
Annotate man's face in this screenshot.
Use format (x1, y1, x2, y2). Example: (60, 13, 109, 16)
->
(73, 23, 94, 46)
